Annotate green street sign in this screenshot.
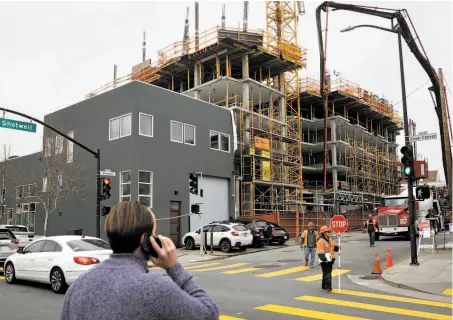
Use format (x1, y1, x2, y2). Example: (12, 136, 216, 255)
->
(0, 118, 37, 133)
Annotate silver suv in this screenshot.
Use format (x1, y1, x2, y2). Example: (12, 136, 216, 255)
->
(0, 228, 20, 266)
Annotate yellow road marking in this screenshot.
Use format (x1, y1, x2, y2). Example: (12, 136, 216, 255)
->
(219, 315, 247, 320)
(255, 266, 310, 278)
(255, 304, 369, 320)
(192, 263, 249, 272)
(184, 262, 222, 270)
(442, 288, 452, 296)
(0, 276, 4, 280)
(295, 296, 451, 320)
(331, 289, 452, 309)
(222, 267, 262, 274)
(295, 269, 350, 281)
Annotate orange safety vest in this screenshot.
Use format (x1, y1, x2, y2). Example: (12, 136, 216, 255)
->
(316, 237, 336, 260)
(365, 220, 377, 232)
(302, 229, 319, 247)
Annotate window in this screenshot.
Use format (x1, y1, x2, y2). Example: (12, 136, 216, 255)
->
(45, 137, 52, 157)
(232, 225, 248, 231)
(221, 133, 230, 152)
(139, 113, 154, 137)
(42, 177, 47, 192)
(57, 174, 63, 189)
(41, 240, 58, 252)
(210, 131, 219, 150)
(67, 239, 111, 251)
(109, 113, 132, 140)
(16, 184, 36, 199)
(55, 135, 64, 154)
(138, 171, 153, 208)
(184, 124, 196, 145)
(170, 121, 183, 143)
(0, 206, 6, 224)
(120, 170, 131, 202)
(67, 131, 74, 163)
(24, 240, 45, 253)
(1, 188, 5, 200)
(0, 229, 15, 241)
(18, 202, 36, 232)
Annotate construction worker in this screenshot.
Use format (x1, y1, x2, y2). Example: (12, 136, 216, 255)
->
(364, 214, 378, 247)
(316, 226, 340, 293)
(300, 222, 319, 267)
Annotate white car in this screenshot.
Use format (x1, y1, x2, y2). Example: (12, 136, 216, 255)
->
(182, 222, 253, 253)
(4, 235, 112, 293)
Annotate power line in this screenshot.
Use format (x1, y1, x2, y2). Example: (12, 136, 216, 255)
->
(444, 77, 453, 99)
(393, 79, 431, 107)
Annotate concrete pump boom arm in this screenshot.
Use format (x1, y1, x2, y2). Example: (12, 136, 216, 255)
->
(315, 1, 450, 185)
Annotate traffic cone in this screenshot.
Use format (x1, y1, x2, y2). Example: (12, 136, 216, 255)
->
(371, 252, 383, 274)
(385, 249, 393, 269)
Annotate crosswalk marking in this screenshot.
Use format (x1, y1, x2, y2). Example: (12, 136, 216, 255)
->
(295, 269, 350, 281)
(184, 262, 222, 270)
(331, 289, 453, 309)
(191, 263, 249, 272)
(222, 267, 261, 275)
(255, 266, 310, 278)
(442, 288, 452, 296)
(255, 304, 369, 320)
(295, 296, 451, 320)
(219, 315, 247, 320)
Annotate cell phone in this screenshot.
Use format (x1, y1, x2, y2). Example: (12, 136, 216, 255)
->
(140, 233, 162, 258)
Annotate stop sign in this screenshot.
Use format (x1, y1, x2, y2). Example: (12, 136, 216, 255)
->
(418, 220, 430, 230)
(330, 215, 348, 234)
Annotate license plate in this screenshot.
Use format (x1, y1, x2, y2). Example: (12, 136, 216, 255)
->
(284, 236, 287, 239)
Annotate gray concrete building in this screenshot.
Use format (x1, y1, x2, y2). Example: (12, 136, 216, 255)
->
(0, 81, 235, 245)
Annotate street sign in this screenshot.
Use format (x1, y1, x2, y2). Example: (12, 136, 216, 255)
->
(100, 170, 116, 177)
(409, 133, 437, 142)
(415, 186, 430, 201)
(0, 118, 37, 133)
(418, 131, 428, 135)
(330, 215, 348, 234)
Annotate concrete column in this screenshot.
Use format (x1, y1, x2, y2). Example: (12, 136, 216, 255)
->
(194, 62, 201, 99)
(330, 119, 338, 191)
(384, 128, 389, 153)
(242, 55, 250, 145)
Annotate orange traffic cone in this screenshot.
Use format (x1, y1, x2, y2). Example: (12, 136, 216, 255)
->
(372, 252, 383, 274)
(385, 249, 393, 269)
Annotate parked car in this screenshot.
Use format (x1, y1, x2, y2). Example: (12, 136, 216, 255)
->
(230, 218, 268, 247)
(0, 224, 44, 248)
(265, 222, 290, 245)
(4, 235, 112, 293)
(0, 228, 20, 266)
(182, 222, 253, 253)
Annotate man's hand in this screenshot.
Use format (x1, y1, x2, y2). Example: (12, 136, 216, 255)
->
(149, 235, 177, 270)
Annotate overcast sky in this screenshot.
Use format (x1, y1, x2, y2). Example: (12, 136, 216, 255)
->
(0, 1, 451, 180)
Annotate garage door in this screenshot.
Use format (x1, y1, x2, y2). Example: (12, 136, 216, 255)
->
(189, 176, 229, 231)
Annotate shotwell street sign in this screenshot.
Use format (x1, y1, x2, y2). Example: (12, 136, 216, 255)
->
(409, 133, 437, 142)
(0, 118, 37, 133)
(100, 170, 116, 177)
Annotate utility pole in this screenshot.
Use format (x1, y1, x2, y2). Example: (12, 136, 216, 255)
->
(398, 28, 418, 266)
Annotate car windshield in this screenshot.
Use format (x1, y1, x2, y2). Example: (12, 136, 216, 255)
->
(232, 225, 248, 231)
(4, 226, 27, 232)
(67, 239, 111, 252)
(255, 221, 267, 228)
(383, 198, 408, 207)
(0, 231, 12, 240)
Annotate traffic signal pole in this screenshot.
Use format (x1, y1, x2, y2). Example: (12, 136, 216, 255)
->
(96, 149, 101, 238)
(398, 28, 418, 266)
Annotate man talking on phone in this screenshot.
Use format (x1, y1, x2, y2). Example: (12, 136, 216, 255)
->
(60, 201, 219, 320)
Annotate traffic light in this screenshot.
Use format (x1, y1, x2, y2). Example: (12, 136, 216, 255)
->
(191, 204, 200, 214)
(400, 145, 414, 176)
(102, 178, 111, 200)
(189, 173, 198, 195)
(101, 206, 111, 216)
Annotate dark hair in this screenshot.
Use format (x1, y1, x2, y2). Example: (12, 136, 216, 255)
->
(104, 201, 154, 253)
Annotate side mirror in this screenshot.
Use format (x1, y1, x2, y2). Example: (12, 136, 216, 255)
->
(17, 247, 24, 254)
(195, 230, 200, 234)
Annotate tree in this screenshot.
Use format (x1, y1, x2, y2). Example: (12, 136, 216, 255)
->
(32, 135, 91, 236)
(0, 145, 22, 225)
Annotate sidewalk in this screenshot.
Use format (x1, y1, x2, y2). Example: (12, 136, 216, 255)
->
(382, 241, 453, 296)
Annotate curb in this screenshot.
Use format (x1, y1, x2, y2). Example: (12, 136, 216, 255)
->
(381, 273, 448, 297)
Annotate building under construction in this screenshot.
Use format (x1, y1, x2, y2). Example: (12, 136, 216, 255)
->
(87, 2, 402, 236)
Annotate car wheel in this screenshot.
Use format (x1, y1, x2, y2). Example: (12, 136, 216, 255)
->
(5, 262, 16, 284)
(185, 237, 195, 250)
(220, 239, 231, 253)
(278, 240, 286, 245)
(50, 267, 68, 294)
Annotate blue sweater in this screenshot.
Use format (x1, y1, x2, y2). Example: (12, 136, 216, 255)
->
(60, 254, 219, 320)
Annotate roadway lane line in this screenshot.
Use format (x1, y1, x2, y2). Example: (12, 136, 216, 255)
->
(191, 263, 249, 272)
(219, 315, 247, 320)
(295, 296, 451, 320)
(442, 288, 452, 296)
(331, 289, 453, 308)
(222, 267, 262, 274)
(184, 263, 222, 270)
(295, 269, 350, 281)
(255, 304, 370, 320)
(255, 266, 310, 278)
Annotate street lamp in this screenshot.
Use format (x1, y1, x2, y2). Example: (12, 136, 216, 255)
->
(341, 24, 419, 266)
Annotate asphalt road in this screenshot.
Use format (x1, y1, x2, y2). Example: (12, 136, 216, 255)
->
(0, 233, 452, 320)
